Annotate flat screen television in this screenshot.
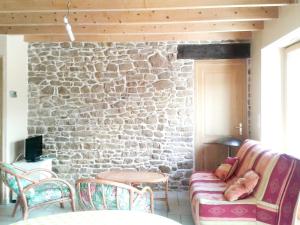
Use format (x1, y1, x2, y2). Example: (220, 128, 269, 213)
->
(25, 135, 43, 162)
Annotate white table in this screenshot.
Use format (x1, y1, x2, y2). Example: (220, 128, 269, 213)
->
(10, 210, 182, 225)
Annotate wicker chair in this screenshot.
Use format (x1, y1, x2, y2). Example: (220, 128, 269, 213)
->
(0, 162, 75, 220)
(76, 178, 154, 213)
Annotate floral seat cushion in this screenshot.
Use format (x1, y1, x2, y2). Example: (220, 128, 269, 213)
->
(78, 183, 150, 212)
(1, 162, 75, 220)
(25, 183, 71, 207)
(0, 163, 33, 194)
(1, 163, 52, 195)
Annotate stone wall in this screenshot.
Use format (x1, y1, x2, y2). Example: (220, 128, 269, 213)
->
(28, 42, 194, 190)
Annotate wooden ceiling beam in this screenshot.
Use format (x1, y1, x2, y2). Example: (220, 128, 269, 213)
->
(0, 0, 290, 12)
(24, 32, 252, 42)
(0, 22, 263, 35)
(0, 7, 278, 25)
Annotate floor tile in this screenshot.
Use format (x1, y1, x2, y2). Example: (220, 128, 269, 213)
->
(181, 215, 195, 225)
(167, 213, 181, 223)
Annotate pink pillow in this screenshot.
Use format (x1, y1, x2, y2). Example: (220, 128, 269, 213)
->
(242, 170, 260, 192)
(214, 157, 239, 181)
(224, 170, 260, 201)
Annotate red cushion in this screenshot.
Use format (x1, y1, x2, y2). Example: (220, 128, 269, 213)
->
(224, 170, 260, 201)
(214, 157, 239, 181)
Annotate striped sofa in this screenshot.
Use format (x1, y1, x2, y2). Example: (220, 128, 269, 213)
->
(190, 139, 300, 225)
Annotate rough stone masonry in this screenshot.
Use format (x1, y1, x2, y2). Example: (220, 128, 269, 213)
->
(27, 42, 194, 190)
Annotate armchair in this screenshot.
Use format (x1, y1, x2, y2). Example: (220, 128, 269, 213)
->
(76, 178, 154, 213)
(0, 162, 75, 220)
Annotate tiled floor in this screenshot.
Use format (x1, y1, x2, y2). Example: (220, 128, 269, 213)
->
(0, 191, 194, 225)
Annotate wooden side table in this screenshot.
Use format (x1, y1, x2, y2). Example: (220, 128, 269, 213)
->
(96, 171, 169, 211)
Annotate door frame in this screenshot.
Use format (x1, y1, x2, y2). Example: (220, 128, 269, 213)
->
(0, 57, 2, 162)
(194, 59, 248, 170)
(0, 57, 3, 203)
(0, 57, 4, 204)
(0, 56, 7, 204)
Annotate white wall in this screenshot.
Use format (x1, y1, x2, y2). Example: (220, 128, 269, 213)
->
(0, 35, 28, 203)
(0, 36, 7, 205)
(6, 36, 28, 162)
(250, 4, 300, 140)
(0, 35, 28, 163)
(0, 36, 7, 162)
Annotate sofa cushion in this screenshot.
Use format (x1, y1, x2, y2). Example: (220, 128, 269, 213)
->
(242, 170, 260, 192)
(25, 183, 71, 207)
(197, 198, 257, 220)
(190, 171, 227, 198)
(234, 140, 282, 200)
(214, 164, 232, 180)
(190, 171, 220, 183)
(190, 172, 257, 222)
(224, 170, 260, 201)
(0, 163, 38, 194)
(235, 141, 266, 177)
(214, 157, 239, 181)
(78, 183, 151, 212)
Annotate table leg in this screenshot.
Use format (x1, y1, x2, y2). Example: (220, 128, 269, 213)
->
(165, 179, 169, 212)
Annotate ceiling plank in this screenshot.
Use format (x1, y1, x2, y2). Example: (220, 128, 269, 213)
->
(0, 22, 263, 35)
(0, 0, 290, 12)
(24, 32, 252, 42)
(0, 7, 278, 25)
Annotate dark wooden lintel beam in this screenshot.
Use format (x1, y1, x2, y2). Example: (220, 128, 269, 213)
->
(177, 43, 250, 60)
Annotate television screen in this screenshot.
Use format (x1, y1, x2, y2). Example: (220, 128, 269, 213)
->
(25, 135, 43, 162)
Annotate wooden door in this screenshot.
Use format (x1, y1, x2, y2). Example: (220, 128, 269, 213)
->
(194, 59, 247, 171)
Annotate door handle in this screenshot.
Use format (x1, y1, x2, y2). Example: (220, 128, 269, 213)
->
(235, 123, 243, 136)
